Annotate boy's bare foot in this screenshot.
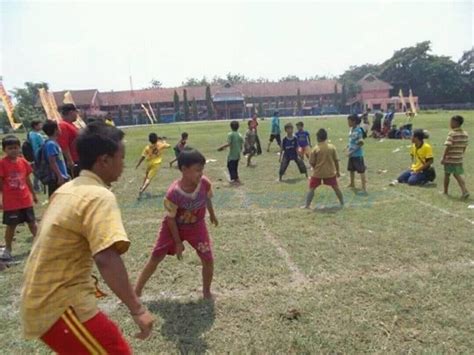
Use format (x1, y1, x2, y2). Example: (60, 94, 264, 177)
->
(462, 192, 470, 200)
(347, 184, 355, 188)
(300, 205, 310, 209)
(203, 291, 215, 300)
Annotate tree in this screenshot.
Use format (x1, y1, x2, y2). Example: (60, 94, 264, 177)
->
(205, 85, 214, 119)
(183, 89, 190, 120)
(191, 97, 198, 119)
(296, 88, 302, 114)
(149, 79, 162, 88)
(173, 90, 180, 114)
(379, 41, 467, 104)
(212, 73, 249, 85)
(279, 75, 300, 82)
(12, 81, 49, 128)
(182, 77, 209, 87)
(458, 48, 474, 101)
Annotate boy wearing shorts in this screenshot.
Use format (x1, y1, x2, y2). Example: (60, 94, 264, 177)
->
(441, 115, 469, 199)
(303, 129, 343, 208)
(21, 122, 154, 354)
(279, 123, 308, 181)
(347, 114, 367, 193)
(267, 111, 281, 152)
(0, 136, 38, 261)
(136, 133, 170, 198)
(295, 121, 312, 160)
(135, 149, 218, 299)
(169, 132, 188, 168)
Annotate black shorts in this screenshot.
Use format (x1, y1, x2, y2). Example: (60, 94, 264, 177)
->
(269, 134, 281, 145)
(3, 207, 35, 226)
(347, 157, 366, 173)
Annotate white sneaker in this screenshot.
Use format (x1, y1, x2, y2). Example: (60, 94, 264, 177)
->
(389, 180, 398, 186)
(0, 249, 12, 261)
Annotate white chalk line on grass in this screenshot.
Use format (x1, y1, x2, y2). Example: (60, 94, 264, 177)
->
(98, 259, 474, 313)
(393, 190, 474, 225)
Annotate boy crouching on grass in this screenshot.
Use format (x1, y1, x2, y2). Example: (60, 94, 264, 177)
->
(135, 148, 218, 300)
(21, 122, 153, 354)
(302, 129, 344, 208)
(0, 135, 38, 261)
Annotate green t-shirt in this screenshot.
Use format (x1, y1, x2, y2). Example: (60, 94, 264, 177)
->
(227, 131, 243, 161)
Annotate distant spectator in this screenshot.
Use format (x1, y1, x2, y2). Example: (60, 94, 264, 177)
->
(43, 120, 70, 196)
(58, 104, 80, 177)
(267, 111, 281, 152)
(29, 119, 45, 192)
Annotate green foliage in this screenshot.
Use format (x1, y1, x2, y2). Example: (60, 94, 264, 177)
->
(11, 82, 49, 129)
(182, 77, 209, 87)
(191, 97, 198, 119)
(149, 79, 162, 88)
(205, 85, 214, 119)
(183, 89, 190, 120)
(173, 90, 180, 114)
(279, 75, 300, 82)
(212, 73, 249, 85)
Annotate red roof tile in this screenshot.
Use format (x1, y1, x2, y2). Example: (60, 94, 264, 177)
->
(357, 74, 393, 91)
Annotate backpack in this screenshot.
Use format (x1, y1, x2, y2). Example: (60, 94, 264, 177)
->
(21, 132, 35, 162)
(359, 126, 367, 139)
(35, 141, 53, 184)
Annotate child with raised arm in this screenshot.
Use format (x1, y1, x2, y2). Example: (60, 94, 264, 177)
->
(441, 115, 469, 198)
(302, 129, 343, 208)
(169, 132, 189, 168)
(135, 149, 218, 299)
(279, 123, 308, 181)
(0, 136, 38, 261)
(136, 132, 170, 198)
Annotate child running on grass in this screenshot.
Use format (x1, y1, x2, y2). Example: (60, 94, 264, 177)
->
(279, 123, 308, 181)
(21, 122, 154, 353)
(441, 115, 469, 199)
(135, 149, 218, 299)
(169, 132, 189, 168)
(346, 114, 367, 193)
(218, 121, 243, 184)
(136, 133, 170, 198)
(295, 121, 312, 161)
(302, 129, 343, 208)
(244, 120, 257, 167)
(0, 136, 38, 261)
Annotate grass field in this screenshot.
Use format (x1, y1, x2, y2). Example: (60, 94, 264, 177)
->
(1, 111, 473, 353)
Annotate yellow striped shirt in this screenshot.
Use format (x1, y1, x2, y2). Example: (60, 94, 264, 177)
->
(444, 128, 469, 164)
(21, 170, 130, 339)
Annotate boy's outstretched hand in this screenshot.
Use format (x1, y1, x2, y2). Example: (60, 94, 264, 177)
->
(176, 241, 185, 260)
(217, 147, 224, 152)
(210, 214, 218, 227)
(132, 309, 154, 340)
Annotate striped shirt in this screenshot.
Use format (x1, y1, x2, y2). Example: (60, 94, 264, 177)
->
(444, 128, 469, 164)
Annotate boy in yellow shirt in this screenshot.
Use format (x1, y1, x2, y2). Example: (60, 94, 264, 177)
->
(136, 133, 170, 198)
(21, 122, 153, 353)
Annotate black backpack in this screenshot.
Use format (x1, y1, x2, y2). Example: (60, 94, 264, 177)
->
(359, 126, 367, 139)
(36, 141, 53, 184)
(21, 132, 35, 162)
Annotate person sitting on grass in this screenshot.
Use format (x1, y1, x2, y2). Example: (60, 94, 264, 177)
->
(169, 132, 189, 168)
(0, 135, 38, 261)
(244, 120, 257, 167)
(136, 133, 170, 199)
(218, 120, 243, 185)
(441, 115, 469, 199)
(302, 129, 344, 208)
(134, 148, 218, 300)
(346, 114, 367, 193)
(397, 129, 435, 186)
(21, 122, 154, 353)
(279, 123, 308, 182)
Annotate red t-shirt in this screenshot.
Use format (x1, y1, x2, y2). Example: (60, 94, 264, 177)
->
(58, 120, 79, 162)
(250, 118, 259, 132)
(0, 157, 33, 211)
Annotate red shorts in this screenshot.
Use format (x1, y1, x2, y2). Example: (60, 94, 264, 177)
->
(41, 307, 131, 355)
(309, 176, 338, 189)
(153, 221, 213, 261)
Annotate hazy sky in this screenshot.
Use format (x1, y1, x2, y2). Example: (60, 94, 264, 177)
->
(1, 0, 472, 92)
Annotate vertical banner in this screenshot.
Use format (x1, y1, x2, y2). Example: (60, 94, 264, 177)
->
(141, 104, 154, 124)
(64, 91, 86, 128)
(48, 92, 62, 121)
(408, 89, 417, 115)
(38, 88, 57, 121)
(398, 89, 406, 111)
(147, 101, 157, 123)
(0, 81, 22, 130)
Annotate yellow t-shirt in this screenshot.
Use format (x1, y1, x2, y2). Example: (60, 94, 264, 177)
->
(142, 141, 170, 166)
(309, 142, 339, 179)
(21, 170, 130, 339)
(410, 142, 433, 172)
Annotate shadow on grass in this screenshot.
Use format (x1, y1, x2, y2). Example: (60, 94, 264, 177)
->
(147, 299, 215, 354)
(313, 205, 344, 214)
(280, 177, 305, 184)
